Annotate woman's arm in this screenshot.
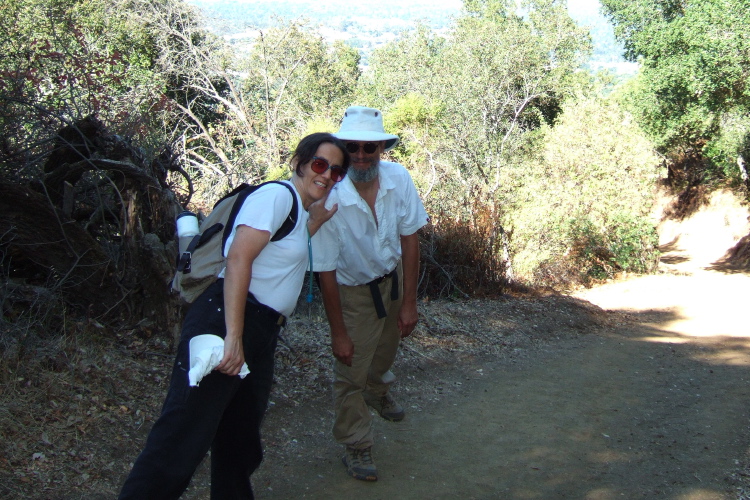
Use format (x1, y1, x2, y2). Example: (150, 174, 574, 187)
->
(216, 225, 270, 376)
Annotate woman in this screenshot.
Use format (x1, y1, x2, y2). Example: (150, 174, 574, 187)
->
(119, 133, 350, 499)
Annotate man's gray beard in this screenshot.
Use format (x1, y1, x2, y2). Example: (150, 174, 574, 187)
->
(348, 161, 379, 184)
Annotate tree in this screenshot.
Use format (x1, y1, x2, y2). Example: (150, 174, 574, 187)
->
(364, 0, 591, 189)
(358, 0, 592, 289)
(0, 0, 167, 183)
(362, 24, 447, 109)
(240, 22, 360, 173)
(601, 0, 750, 185)
(437, 0, 591, 190)
(131, 13, 360, 201)
(508, 97, 661, 284)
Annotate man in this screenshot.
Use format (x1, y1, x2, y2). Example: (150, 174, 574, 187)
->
(312, 106, 429, 481)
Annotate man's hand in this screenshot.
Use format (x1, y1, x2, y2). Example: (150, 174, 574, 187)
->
(216, 334, 245, 376)
(397, 302, 419, 338)
(331, 333, 354, 367)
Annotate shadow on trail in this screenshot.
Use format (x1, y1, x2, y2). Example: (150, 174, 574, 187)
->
(254, 302, 750, 500)
(706, 262, 750, 275)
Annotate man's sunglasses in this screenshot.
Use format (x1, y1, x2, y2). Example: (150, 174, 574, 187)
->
(311, 156, 346, 182)
(345, 142, 379, 154)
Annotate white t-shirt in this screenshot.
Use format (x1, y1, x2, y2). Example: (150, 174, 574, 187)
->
(218, 181, 309, 317)
(311, 161, 428, 286)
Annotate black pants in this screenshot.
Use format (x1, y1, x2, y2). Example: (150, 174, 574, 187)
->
(118, 280, 281, 500)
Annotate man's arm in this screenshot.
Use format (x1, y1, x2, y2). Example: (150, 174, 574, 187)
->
(318, 270, 354, 366)
(398, 232, 420, 338)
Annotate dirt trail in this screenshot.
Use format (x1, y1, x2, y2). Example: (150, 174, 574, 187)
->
(250, 273, 750, 499)
(247, 191, 750, 500)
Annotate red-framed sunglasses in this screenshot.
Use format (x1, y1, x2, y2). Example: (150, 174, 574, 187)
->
(310, 156, 346, 182)
(345, 142, 379, 154)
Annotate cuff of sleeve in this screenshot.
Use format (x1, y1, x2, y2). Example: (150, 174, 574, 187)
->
(311, 260, 337, 272)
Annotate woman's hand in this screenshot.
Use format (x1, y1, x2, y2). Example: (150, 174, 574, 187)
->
(216, 334, 245, 376)
(307, 194, 338, 236)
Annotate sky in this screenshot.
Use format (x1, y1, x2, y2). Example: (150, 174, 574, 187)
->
(189, 0, 631, 71)
(191, 0, 603, 17)
(566, 0, 602, 17)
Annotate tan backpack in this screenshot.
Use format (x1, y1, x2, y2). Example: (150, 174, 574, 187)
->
(171, 181, 298, 303)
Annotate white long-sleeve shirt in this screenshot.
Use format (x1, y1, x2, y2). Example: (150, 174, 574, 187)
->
(311, 161, 428, 286)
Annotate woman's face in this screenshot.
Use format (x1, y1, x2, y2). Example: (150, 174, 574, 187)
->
(296, 142, 344, 209)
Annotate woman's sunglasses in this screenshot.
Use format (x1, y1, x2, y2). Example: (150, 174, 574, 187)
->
(311, 156, 346, 182)
(345, 142, 379, 154)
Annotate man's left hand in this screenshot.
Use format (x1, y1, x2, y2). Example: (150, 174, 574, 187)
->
(397, 303, 418, 338)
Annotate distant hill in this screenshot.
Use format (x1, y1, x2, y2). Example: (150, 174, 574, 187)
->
(190, 0, 461, 32)
(187, 0, 635, 73)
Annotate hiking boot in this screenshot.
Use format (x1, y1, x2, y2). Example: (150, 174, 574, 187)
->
(364, 393, 405, 422)
(342, 446, 378, 481)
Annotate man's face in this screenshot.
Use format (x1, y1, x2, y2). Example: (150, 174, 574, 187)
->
(343, 141, 383, 183)
(345, 141, 383, 169)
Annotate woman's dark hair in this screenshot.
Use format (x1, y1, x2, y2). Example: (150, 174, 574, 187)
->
(291, 132, 351, 178)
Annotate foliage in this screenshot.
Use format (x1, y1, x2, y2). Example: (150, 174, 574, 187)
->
(361, 25, 446, 110)
(507, 97, 661, 285)
(359, 0, 665, 289)
(420, 185, 510, 298)
(0, 0, 670, 314)
(240, 24, 359, 171)
(566, 212, 659, 280)
(601, 0, 750, 189)
(435, 0, 592, 190)
(362, 0, 592, 190)
(137, 13, 361, 205)
(0, 0, 167, 182)
(701, 111, 750, 185)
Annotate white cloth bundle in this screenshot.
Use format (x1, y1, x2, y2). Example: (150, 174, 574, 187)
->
(188, 334, 250, 387)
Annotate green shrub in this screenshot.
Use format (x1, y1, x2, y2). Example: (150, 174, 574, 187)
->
(607, 212, 660, 273)
(564, 212, 659, 281)
(702, 111, 750, 186)
(505, 96, 661, 286)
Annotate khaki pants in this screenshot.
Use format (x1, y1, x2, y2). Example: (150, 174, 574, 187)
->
(333, 264, 404, 449)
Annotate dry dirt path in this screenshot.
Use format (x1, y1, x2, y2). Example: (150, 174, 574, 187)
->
(240, 190, 750, 499)
(248, 251, 750, 498)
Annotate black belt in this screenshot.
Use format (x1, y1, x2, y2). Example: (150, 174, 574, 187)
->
(247, 293, 286, 327)
(214, 279, 286, 326)
(366, 269, 398, 319)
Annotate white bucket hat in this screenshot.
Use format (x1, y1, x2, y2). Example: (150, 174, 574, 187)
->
(334, 106, 400, 151)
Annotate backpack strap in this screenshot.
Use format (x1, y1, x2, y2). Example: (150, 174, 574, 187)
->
(220, 181, 299, 252)
(176, 222, 224, 274)
(269, 182, 299, 242)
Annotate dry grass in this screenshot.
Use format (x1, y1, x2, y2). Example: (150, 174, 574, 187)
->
(0, 324, 172, 499)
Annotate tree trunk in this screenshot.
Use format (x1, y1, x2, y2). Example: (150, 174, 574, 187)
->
(1, 117, 185, 341)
